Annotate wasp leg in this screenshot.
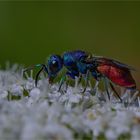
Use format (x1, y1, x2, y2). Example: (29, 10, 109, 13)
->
(35, 67, 44, 87)
(58, 74, 67, 92)
(128, 89, 139, 106)
(81, 70, 90, 93)
(58, 72, 75, 92)
(92, 80, 99, 94)
(109, 82, 122, 103)
(23, 64, 48, 87)
(91, 70, 101, 94)
(65, 80, 69, 93)
(58, 71, 79, 92)
(78, 74, 82, 85)
(35, 64, 48, 87)
(103, 77, 110, 101)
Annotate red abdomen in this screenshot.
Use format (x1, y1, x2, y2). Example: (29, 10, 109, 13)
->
(97, 65, 136, 89)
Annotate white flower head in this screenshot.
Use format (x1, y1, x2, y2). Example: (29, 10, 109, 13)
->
(10, 84, 23, 96)
(25, 78, 35, 90)
(0, 89, 8, 99)
(21, 120, 44, 140)
(44, 122, 73, 140)
(131, 125, 140, 140)
(29, 88, 41, 101)
(0, 63, 139, 140)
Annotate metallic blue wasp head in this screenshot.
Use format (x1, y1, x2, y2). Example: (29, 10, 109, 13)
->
(47, 55, 63, 82)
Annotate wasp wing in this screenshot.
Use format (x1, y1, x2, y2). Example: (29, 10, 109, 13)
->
(112, 60, 136, 71)
(97, 64, 136, 88)
(86, 56, 135, 71)
(85, 56, 136, 88)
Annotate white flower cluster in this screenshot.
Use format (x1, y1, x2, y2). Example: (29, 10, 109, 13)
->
(0, 65, 140, 140)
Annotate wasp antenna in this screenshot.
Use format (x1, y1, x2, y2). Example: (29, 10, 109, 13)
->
(23, 68, 32, 79)
(23, 65, 35, 73)
(30, 70, 33, 78)
(42, 64, 48, 74)
(24, 71, 29, 79)
(23, 67, 32, 73)
(23, 64, 44, 73)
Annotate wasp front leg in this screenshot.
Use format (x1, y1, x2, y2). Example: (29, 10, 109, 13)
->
(58, 71, 78, 92)
(58, 74, 67, 92)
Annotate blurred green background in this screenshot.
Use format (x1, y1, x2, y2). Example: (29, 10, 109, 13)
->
(0, 1, 140, 88)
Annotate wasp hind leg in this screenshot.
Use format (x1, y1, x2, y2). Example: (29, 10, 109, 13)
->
(103, 77, 110, 101)
(78, 74, 82, 85)
(92, 80, 99, 95)
(109, 82, 122, 103)
(127, 88, 139, 107)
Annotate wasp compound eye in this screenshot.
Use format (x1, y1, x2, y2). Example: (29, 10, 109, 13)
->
(50, 61, 59, 71)
(52, 60, 58, 66)
(47, 55, 63, 76)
